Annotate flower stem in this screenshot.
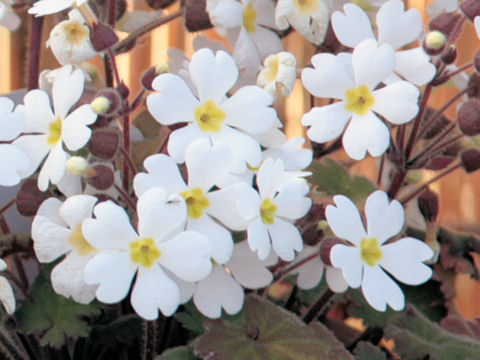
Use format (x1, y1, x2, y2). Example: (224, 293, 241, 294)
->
(114, 184, 136, 211)
(143, 321, 156, 360)
(273, 252, 319, 282)
(122, 101, 131, 191)
(387, 170, 406, 200)
(27, 16, 44, 90)
(302, 289, 334, 324)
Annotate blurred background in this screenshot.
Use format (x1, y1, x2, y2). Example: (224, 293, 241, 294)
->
(1, 0, 480, 318)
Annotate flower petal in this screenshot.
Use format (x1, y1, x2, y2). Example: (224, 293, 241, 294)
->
(331, 4, 374, 48)
(362, 265, 405, 311)
(17, 89, 54, 132)
(274, 179, 311, 220)
(0, 276, 15, 314)
(52, 66, 84, 119)
(269, 217, 303, 261)
(302, 102, 351, 143)
(326, 266, 349, 293)
(394, 47, 436, 86)
(62, 104, 96, 151)
(167, 124, 207, 164)
(32, 215, 72, 262)
(38, 143, 66, 191)
(372, 81, 420, 125)
(330, 244, 363, 288)
(365, 190, 404, 244)
(247, 217, 271, 260)
(0, 145, 30, 186)
(12, 134, 50, 179)
(326, 195, 366, 245)
(59, 194, 97, 230)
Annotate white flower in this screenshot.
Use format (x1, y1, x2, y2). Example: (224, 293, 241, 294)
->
(31, 195, 98, 304)
(0, 97, 30, 186)
(275, 0, 332, 45)
(427, 0, 458, 19)
(46, 9, 97, 66)
(13, 65, 97, 191)
(292, 244, 348, 293)
(134, 139, 246, 264)
(207, 0, 283, 60)
(237, 158, 311, 261)
(147, 48, 278, 173)
(0, 260, 15, 314)
(257, 51, 297, 98)
(0, 0, 21, 31)
(262, 136, 312, 171)
(82, 187, 213, 320)
(475, 17, 480, 40)
(332, 1, 436, 85)
(28, 0, 88, 16)
(301, 38, 420, 160)
(326, 190, 434, 311)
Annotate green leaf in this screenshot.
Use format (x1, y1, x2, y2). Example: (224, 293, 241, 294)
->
(175, 302, 208, 337)
(156, 346, 200, 360)
(311, 159, 376, 202)
(353, 342, 386, 360)
(384, 306, 480, 360)
(194, 294, 352, 360)
(16, 265, 102, 348)
(89, 315, 143, 348)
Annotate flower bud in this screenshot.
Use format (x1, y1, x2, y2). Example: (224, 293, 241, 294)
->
(141, 64, 169, 91)
(429, 13, 462, 37)
(418, 188, 439, 222)
(461, 0, 480, 21)
(116, 81, 130, 100)
(406, 170, 423, 183)
(257, 52, 297, 98)
(461, 148, 480, 172)
(66, 156, 90, 176)
(184, 0, 212, 32)
(458, 100, 480, 136)
(441, 45, 457, 65)
(88, 128, 120, 159)
(90, 22, 118, 51)
(91, 88, 122, 116)
(145, 0, 176, 9)
(16, 179, 51, 216)
(475, 50, 480, 73)
(87, 164, 115, 190)
(468, 72, 480, 99)
(425, 156, 455, 170)
(319, 237, 343, 266)
(423, 31, 447, 55)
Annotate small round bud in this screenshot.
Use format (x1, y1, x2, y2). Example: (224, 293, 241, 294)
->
(141, 64, 169, 91)
(475, 50, 480, 73)
(66, 156, 90, 176)
(461, 149, 480, 172)
(91, 96, 111, 115)
(16, 179, 51, 216)
(461, 0, 480, 21)
(406, 170, 423, 184)
(319, 237, 343, 266)
(87, 164, 115, 190)
(424, 31, 447, 55)
(90, 22, 118, 51)
(418, 188, 439, 222)
(441, 45, 457, 65)
(88, 128, 120, 159)
(458, 100, 480, 136)
(429, 13, 462, 37)
(468, 72, 480, 99)
(317, 220, 329, 232)
(145, 0, 176, 9)
(425, 156, 455, 170)
(184, 0, 212, 32)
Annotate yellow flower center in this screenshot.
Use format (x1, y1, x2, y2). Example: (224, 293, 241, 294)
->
(345, 85, 375, 115)
(47, 117, 62, 146)
(360, 237, 383, 267)
(130, 237, 162, 268)
(293, 0, 319, 15)
(263, 56, 279, 83)
(68, 224, 96, 256)
(243, 2, 257, 33)
(181, 187, 210, 219)
(63, 20, 89, 46)
(194, 100, 226, 133)
(260, 198, 277, 225)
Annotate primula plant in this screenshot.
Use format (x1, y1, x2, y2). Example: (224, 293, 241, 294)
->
(2, 0, 480, 358)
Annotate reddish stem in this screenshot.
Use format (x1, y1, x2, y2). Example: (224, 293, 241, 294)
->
(27, 16, 44, 90)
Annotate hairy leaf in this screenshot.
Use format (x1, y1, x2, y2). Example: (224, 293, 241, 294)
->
(156, 346, 200, 360)
(16, 265, 102, 348)
(194, 294, 352, 360)
(353, 342, 386, 360)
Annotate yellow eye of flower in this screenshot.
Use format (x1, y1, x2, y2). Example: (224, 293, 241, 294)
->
(194, 100, 225, 133)
(262, 56, 280, 83)
(68, 224, 96, 256)
(181, 187, 210, 219)
(260, 198, 277, 225)
(47, 117, 62, 146)
(243, 2, 257, 33)
(293, 0, 319, 16)
(345, 85, 375, 115)
(130, 237, 162, 268)
(63, 20, 89, 46)
(360, 237, 383, 266)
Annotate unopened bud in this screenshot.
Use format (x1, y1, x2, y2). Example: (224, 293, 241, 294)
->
(468, 72, 480, 99)
(441, 45, 457, 65)
(319, 237, 343, 266)
(424, 31, 447, 55)
(418, 188, 439, 222)
(461, 148, 480, 172)
(87, 164, 114, 190)
(16, 179, 50, 216)
(406, 169, 423, 183)
(145, 0, 176, 9)
(116, 81, 129, 100)
(88, 128, 120, 159)
(184, 0, 212, 32)
(425, 156, 455, 170)
(458, 101, 480, 136)
(66, 156, 90, 176)
(91, 88, 122, 116)
(430, 13, 462, 37)
(141, 64, 169, 91)
(461, 0, 480, 21)
(90, 22, 118, 51)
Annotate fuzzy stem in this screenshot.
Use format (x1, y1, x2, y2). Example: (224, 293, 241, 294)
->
(27, 16, 43, 90)
(0, 199, 15, 215)
(377, 155, 385, 186)
(387, 170, 407, 200)
(107, 0, 116, 27)
(273, 252, 319, 282)
(143, 321, 156, 360)
(114, 184, 136, 211)
(122, 101, 130, 191)
(302, 289, 334, 324)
